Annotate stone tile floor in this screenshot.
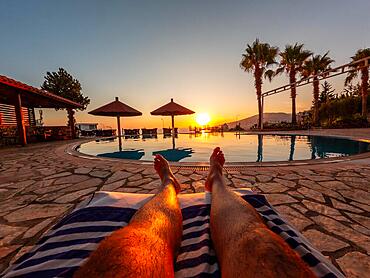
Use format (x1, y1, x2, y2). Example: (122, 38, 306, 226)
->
(0, 129, 370, 277)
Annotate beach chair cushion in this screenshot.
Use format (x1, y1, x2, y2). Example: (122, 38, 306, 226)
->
(3, 189, 343, 278)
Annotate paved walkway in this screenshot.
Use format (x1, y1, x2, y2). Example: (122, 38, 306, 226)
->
(0, 129, 369, 277)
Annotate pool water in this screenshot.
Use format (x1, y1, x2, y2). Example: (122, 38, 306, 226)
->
(77, 133, 370, 162)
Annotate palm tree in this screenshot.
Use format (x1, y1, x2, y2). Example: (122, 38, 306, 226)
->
(345, 48, 370, 117)
(240, 39, 279, 129)
(302, 52, 334, 126)
(276, 43, 312, 125)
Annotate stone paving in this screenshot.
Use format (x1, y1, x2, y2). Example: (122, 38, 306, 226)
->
(0, 129, 370, 277)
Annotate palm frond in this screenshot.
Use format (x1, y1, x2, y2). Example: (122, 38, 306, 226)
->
(264, 69, 275, 82)
(344, 48, 370, 88)
(347, 48, 370, 71)
(240, 38, 279, 74)
(275, 67, 285, 76)
(279, 43, 312, 76)
(345, 71, 358, 86)
(302, 51, 334, 78)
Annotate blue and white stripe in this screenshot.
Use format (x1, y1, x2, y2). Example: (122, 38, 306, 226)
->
(3, 190, 343, 278)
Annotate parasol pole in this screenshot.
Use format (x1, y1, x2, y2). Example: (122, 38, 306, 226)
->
(171, 113, 175, 149)
(117, 114, 122, 151)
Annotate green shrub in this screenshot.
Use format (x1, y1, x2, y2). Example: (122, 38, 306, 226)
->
(317, 93, 369, 127)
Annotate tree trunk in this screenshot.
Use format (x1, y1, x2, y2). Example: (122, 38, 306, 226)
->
(67, 108, 76, 139)
(361, 68, 369, 118)
(257, 96, 262, 129)
(290, 70, 297, 125)
(255, 69, 263, 129)
(313, 77, 320, 126)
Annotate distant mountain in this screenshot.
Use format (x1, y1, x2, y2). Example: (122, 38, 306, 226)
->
(226, 112, 291, 130)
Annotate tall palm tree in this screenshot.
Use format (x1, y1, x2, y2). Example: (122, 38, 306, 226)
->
(302, 52, 334, 126)
(240, 39, 279, 129)
(345, 48, 370, 117)
(276, 43, 312, 125)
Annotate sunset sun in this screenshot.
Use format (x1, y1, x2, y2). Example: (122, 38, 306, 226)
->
(196, 113, 211, 126)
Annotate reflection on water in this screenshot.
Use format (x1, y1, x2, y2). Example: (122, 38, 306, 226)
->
(289, 135, 296, 161)
(153, 148, 193, 162)
(308, 136, 369, 159)
(79, 132, 370, 162)
(257, 134, 263, 162)
(98, 149, 145, 160)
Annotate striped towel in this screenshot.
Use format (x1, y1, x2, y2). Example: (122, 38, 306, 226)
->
(3, 189, 343, 278)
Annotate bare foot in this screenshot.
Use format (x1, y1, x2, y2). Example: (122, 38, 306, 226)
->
(205, 147, 225, 192)
(154, 154, 181, 193)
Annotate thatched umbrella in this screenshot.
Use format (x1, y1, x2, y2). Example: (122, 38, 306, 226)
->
(151, 98, 194, 148)
(89, 97, 142, 151)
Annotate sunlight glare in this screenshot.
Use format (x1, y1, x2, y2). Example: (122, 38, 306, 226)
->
(196, 113, 211, 126)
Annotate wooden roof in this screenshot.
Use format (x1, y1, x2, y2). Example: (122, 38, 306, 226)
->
(0, 75, 83, 109)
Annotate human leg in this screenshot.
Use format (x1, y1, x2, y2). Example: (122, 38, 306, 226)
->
(207, 148, 315, 278)
(74, 155, 182, 278)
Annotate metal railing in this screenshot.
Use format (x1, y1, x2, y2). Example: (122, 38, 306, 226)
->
(262, 56, 370, 98)
(259, 56, 370, 128)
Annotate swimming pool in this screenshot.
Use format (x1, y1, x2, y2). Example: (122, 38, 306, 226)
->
(77, 133, 370, 163)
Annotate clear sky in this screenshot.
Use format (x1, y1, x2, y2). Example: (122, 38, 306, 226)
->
(0, 0, 369, 129)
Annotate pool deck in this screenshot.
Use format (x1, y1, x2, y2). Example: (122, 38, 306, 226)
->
(0, 128, 369, 277)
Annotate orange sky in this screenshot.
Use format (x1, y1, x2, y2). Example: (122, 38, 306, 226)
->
(40, 73, 351, 130)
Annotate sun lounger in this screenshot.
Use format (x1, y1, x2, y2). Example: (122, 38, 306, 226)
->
(124, 129, 140, 136)
(163, 127, 178, 136)
(142, 128, 158, 139)
(2, 189, 343, 278)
